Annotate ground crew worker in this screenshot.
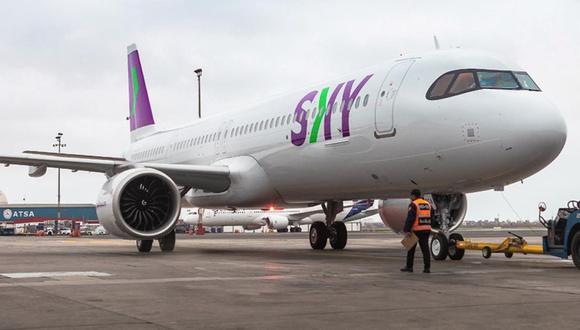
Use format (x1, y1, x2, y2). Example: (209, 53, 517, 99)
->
(400, 189, 432, 273)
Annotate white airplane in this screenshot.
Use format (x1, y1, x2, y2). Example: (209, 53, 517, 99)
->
(184, 200, 377, 232)
(0, 44, 566, 256)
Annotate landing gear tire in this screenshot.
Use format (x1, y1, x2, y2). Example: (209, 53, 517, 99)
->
(504, 252, 514, 259)
(482, 246, 492, 259)
(329, 222, 347, 250)
(297, 227, 302, 232)
(448, 233, 465, 261)
(430, 232, 448, 261)
(158, 230, 176, 252)
(137, 239, 153, 253)
(309, 222, 328, 250)
(570, 231, 580, 269)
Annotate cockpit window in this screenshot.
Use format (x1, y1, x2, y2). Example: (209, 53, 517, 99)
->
(476, 71, 519, 89)
(449, 72, 476, 95)
(513, 72, 541, 91)
(429, 73, 454, 98)
(427, 69, 541, 100)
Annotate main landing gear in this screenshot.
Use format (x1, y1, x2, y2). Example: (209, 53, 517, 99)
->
(309, 201, 347, 250)
(136, 230, 176, 253)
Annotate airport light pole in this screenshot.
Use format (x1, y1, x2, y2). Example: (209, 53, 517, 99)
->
(194, 68, 202, 118)
(52, 133, 66, 233)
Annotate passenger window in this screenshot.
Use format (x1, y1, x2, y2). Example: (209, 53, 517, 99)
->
(428, 73, 455, 99)
(275, 117, 280, 127)
(477, 71, 519, 89)
(449, 72, 476, 95)
(363, 94, 369, 107)
(287, 114, 292, 125)
(333, 102, 338, 113)
(355, 96, 360, 108)
(259, 121, 264, 130)
(312, 108, 317, 119)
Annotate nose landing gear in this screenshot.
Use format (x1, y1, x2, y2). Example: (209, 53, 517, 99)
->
(430, 232, 466, 261)
(309, 201, 347, 250)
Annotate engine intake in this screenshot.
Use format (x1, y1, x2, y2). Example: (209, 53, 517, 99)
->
(265, 215, 289, 230)
(97, 168, 181, 239)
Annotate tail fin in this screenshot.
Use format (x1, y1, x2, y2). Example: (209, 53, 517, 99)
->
(344, 199, 374, 220)
(127, 44, 155, 142)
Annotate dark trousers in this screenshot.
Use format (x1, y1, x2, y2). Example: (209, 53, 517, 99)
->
(406, 230, 431, 270)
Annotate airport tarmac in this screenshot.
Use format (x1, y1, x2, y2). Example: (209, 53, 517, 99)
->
(1, 231, 579, 330)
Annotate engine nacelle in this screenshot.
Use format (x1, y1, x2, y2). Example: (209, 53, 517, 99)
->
(378, 199, 411, 233)
(96, 168, 181, 239)
(265, 215, 289, 230)
(243, 224, 262, 231)
(378, 193, 467, 233)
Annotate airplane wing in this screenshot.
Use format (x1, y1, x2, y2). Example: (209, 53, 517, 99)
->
(287, 210, 323, 223)
(286, 202, 357, 223)
(0, 153, 230, 193)
(343, 209, 379, 222)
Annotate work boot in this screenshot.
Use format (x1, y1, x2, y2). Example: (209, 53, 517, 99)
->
(400, 267, 413, 273)
(423, 269, 431, 274)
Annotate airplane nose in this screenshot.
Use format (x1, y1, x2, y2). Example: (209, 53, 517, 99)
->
(503, 96, 567, 176)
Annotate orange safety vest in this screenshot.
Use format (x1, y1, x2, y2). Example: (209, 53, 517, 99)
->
(412, 198, 432, 231)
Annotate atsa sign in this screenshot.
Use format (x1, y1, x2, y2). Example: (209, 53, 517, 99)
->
(2, 209, 35, 220)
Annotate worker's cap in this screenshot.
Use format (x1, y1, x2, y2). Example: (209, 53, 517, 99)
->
(410, 189, 421, 197)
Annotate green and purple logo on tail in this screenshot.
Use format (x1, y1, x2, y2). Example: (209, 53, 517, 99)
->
(127, 45, 155, 131)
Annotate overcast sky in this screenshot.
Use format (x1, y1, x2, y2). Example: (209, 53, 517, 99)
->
(1, 0, 578, 221)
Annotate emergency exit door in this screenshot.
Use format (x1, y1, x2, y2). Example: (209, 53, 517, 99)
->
(374, 59, 414, 137)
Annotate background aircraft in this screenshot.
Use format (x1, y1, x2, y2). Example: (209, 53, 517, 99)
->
(184, 200, 377, 232)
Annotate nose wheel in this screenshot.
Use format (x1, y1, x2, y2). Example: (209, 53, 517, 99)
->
(430, 232, 449, 260)
(430, 232, 466, 261)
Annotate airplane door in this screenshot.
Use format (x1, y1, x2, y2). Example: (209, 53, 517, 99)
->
(374, 59, 414, 137)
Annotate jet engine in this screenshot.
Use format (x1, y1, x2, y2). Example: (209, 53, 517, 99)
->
(265, 215, 289, 230)
(378, 193, 467, 233)
(96, 168, 181, 239)
(243, 224, 262, 231)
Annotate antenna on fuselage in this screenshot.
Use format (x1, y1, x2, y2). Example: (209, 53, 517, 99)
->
(433, 35, 440, 50)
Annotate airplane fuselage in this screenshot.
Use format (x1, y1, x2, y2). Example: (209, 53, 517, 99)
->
(125, 50, 566, 208)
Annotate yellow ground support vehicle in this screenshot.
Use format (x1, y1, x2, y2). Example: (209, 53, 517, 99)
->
(447, 201, 580, 269)
(455, 232, 544, 259)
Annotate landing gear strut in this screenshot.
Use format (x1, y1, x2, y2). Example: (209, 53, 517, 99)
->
(309, 201, 346, 250)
